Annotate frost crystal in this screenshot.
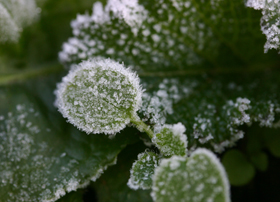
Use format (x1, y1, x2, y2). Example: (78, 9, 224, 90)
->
(55, 58, 142, 135)
(106, 0, 148, 34)
(0, 0, 40, 42)
(152, 123, 188, 157)
(246, 0, 280, 52)
(127, 151, 159, 190)
(151, 149, 230, 202)
(140, 79, 182, 127)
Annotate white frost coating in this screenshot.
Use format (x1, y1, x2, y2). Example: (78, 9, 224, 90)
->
(0, 104, 120, 202)
(141, 79, 182, 127)
(59, 0, 204, 67)
(42, 157, 118, 202)
(233, 98, 251, 124)
(152, 123, 188, 157)
(0, 3, 19, 42)
(127, 152, 159, 190)
(106, 0, 148, 34)
(91, 2, 109, 23)
(55, 58, 142, 135)
(91, 157, 117, 182)
(152, 149, 231, 202)
(0, 0, 40, 43)
(191, 148, 231, 202)
(246, 0, 280, 52)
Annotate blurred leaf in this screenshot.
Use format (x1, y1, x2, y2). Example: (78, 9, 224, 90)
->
(222, 149, 255, 186)
(263, 128, 280, 158)
(250, 152, 268, 172)
(0, 80, 139, 202)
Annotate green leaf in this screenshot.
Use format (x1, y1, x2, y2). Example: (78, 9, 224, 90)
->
(140, 73, 280, 153)
(152, 148, 230, 202)
(222, 149, 255, 186)
(58, 0, 280, 153)
(92, 142, 153, 202)
(59, 0, 278, 70)
(55, 58, 143, 135)
(152, 123, 187, 157)
(128, 151, 160, 190)
(0, 85, 138, 202)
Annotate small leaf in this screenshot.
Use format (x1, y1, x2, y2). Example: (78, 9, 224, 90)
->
(152, 122, 187, 157)
(222, 149, 255, 186)
(55, 58, 142, 135)
(152, 148, 230, 202)
(128, 151, 160, 190)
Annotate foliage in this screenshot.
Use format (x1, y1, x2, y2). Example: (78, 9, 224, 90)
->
(0, 0, 280, 202)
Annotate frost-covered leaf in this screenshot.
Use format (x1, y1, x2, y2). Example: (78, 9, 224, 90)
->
(152, 122, 187, 157)
(246, 0, 280, 53)
(127, 151, 160, 190)
(222, 149, 255, 186)
(92, 142, 153, 202)
(59, 0, 272, 70)
(56, 0, 280, 153)
(140, 73, 280, 153)
(152, 148, 230, 202)
(0, 0, 40, 43)
(0, 85, 138, 202)
(55, 58, 142, 135)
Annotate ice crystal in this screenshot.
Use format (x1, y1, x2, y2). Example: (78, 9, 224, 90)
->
(151, 149, 230, 202)
(55, 58, 142, 135)
(190, 97, 252, 153)
(140, 79, 183, 127)
(246, 0, 280, 52)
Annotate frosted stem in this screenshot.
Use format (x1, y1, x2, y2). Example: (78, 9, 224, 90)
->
(130, 116, 154, 139)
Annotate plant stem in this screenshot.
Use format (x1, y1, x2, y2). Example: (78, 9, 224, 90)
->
(0, 63, 64, 86)
(130, 116, 154, 139)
